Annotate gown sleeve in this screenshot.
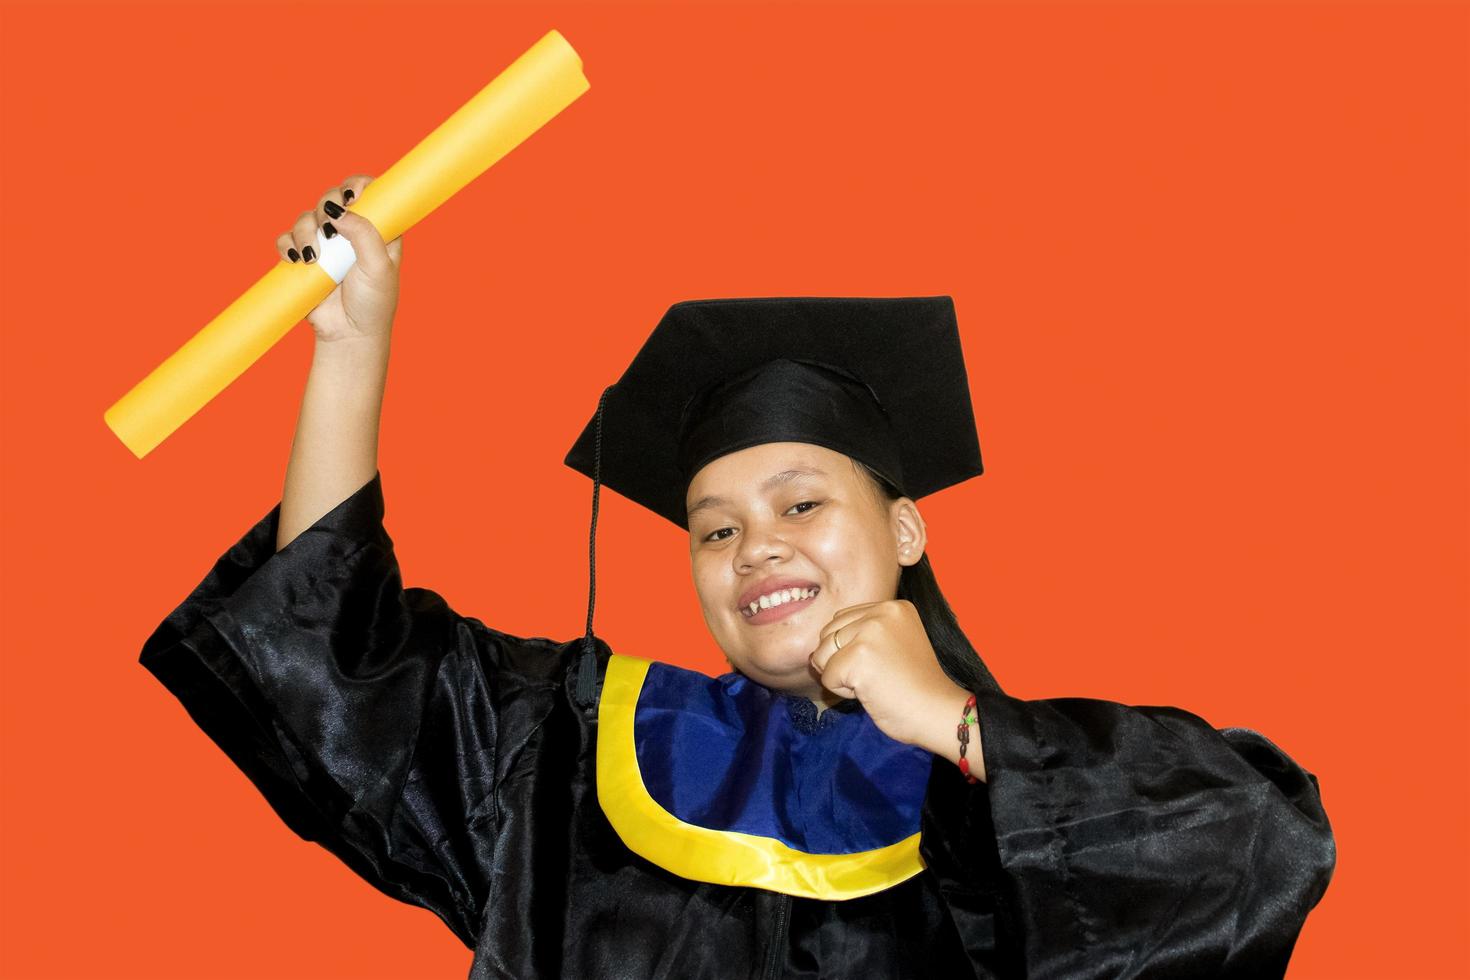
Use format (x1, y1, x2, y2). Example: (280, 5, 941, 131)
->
(919, 685, 1337, 979)
(138, 470, 567, 949)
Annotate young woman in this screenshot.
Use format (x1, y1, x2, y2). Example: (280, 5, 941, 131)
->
(140, 175, 1336, 979)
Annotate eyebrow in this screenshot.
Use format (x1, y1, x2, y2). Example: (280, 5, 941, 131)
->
(687, 468, 828, 519)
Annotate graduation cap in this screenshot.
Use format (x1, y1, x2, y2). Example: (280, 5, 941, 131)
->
(562, 295, 985, 704)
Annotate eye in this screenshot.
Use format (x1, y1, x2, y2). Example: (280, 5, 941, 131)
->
(786, 500, 821, 516)
(704, 526, 737, 543)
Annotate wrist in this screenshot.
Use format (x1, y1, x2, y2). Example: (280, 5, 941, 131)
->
(309, 337, 390, 395)
(911, 682, 969, 760)
(314, 334, 391, 362)
(914, 682, 986, 783)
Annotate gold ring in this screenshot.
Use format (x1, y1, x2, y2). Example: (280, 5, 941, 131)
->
(833, 630, 843, 651)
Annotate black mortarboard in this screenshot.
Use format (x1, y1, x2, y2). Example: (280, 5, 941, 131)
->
(564, 296, 985, 528)
(561, 295, 985, 705)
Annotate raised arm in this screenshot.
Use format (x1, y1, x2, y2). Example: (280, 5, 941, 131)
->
(274, 173, 402, 552)
(140, 175, 556, 950)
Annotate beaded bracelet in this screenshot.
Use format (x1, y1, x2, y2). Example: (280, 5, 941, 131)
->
(956, 694, 979, 784)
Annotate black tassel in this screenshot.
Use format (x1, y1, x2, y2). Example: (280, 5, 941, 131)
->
(574, 384, 615, 708)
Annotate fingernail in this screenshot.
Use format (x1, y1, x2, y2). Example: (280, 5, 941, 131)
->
(287, 247, 300, 263)
(323, 222, 337, 239)
(342, 189, 355, 203)
(303, 245, 316, 263)
(323, 200, 344, 219)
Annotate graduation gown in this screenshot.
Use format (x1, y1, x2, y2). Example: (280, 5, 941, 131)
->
(139, 471, 1336, 979)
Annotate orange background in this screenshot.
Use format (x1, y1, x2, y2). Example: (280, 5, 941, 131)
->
(1, 1, 1466, 977)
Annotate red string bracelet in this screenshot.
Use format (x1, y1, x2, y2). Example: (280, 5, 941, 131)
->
(956, 694, 979, 784)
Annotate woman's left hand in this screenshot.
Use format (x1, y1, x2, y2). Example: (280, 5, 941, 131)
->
(809, 599, 981, 775)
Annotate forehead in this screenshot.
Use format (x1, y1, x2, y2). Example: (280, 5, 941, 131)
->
(685, 442, 854, 502)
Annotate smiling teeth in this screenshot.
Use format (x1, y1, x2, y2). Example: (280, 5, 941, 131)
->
(746, 587, 817, 616)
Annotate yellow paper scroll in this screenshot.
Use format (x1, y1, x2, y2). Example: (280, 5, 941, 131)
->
(104, 29, 589, 459)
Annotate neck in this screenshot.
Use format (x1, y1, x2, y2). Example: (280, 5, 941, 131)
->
(809, 687, 846, 715)
(725, 662, 848, 713)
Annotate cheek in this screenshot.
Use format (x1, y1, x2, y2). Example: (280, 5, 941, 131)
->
(803, 529, 850, 571)
(690, 558, 732, 621)
(804, 522, 892, 598)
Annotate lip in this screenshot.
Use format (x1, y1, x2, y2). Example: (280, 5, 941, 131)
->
(737, 576, 821, 626)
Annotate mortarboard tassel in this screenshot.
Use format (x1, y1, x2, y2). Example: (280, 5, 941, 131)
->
(574, 384, 616, 708)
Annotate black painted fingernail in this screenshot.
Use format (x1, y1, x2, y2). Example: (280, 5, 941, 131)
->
(303, 245, 316, 263)
(323, 222, 337, 239)
(287, 247, 300, 262)
(323, 200, 344, 219)
(342, 189, 355, 203)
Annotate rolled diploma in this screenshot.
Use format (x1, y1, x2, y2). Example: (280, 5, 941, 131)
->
(104, 28, 589, 459)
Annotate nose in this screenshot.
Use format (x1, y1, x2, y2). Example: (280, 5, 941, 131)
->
(735, 519, 792, 572)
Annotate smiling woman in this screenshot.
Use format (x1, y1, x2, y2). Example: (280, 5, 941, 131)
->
(683, 442, 994, 761)
(683, 441, 1018, 794)
(140, 294, 1336, 979)
(687, 445, 921, 695)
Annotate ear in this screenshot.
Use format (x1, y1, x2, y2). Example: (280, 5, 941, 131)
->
(889, 498, 927, 567)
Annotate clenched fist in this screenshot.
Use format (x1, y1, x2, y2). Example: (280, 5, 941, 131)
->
(809, 599, 984, 780)
(275, 174, 404, 346)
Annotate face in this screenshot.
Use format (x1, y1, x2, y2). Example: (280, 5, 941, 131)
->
(685, 442, 927, 699)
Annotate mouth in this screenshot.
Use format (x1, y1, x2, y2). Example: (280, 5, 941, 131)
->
(739, 584, 821, 626)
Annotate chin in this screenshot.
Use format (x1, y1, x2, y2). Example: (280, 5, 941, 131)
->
(738, 640, 819, 688)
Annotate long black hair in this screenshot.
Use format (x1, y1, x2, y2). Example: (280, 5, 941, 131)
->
(854, 460, 1003, 695)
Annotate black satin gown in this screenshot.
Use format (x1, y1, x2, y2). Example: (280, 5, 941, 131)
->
(138, 471, 1336, 979)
